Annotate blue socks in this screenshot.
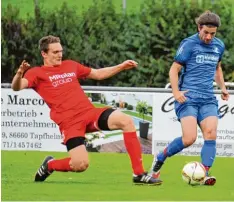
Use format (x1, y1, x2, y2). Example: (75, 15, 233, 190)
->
(156, 138, 216, 170)
(157, 137, 185, 162)
(201, 140, 216, 167)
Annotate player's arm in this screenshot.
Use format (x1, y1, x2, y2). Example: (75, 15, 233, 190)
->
(169, 62, 188, 103)
(170, 40, 192, 103)
(215, 62, 229, 100)
(11, 60, 30, 91)
(87, 60, 138, 80)
(169, 62, 183, 94)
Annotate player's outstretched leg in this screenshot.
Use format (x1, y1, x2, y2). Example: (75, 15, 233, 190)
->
(149, 137, 185, 178)
(150, 116, 198, 179)
(149, 153, 164, 179)
(105, 109, 162, 185)
(34, 156, 54, 182)
(123, 131, 162, 185)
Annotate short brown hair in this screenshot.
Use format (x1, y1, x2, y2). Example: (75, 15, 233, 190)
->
(195, 10, 221, 27)
(39, 35, 60, 52)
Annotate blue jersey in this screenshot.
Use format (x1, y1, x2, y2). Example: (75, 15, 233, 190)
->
(174, 33, 225, 96)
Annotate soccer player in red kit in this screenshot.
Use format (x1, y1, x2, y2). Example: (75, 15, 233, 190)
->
(11, 35, 162, 185)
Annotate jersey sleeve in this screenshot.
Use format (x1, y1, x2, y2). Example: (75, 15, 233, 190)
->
(75, 62, 91, 79)
(174, 40, 193, 65)
(23, 68, 39, 88)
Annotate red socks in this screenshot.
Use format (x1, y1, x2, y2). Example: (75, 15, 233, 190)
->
(48, 132, 145, 175)
(48, 158, 72, 172)
(123, 131, 145, 175)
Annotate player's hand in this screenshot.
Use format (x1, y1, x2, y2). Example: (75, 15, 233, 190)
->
(121, 60, 138, 70)
(17, 60, 30, 75)
(173, 90, 189, 103)
(221, 89, 229, 101)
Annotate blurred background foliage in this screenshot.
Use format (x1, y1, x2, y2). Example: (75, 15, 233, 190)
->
(1, 0, 234, 86)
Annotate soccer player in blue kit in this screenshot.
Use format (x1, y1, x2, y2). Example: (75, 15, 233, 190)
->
(150, 11, 230, 185)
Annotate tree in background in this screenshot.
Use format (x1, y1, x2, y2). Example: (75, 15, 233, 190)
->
(1, 0, 234, 86)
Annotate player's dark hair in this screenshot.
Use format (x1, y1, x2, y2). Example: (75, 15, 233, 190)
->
(195, 10, 221, 27)
(39, 35, 61, 52)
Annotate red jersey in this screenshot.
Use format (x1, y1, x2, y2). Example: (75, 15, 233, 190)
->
(24, 60, 94, 124)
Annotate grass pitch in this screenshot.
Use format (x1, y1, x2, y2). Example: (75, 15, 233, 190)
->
(2, 151, 234, 201)
(2, 0, 234, 19)
(1, 0, 144, 18)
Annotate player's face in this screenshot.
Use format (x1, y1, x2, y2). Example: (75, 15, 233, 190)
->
(198, 25, 217, 44)
(42, 43, 63, 66)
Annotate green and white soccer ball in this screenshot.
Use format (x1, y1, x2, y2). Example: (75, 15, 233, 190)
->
(182, 161, 206, 185)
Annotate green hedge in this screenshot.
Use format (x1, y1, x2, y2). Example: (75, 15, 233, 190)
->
(2, 0, 234, 85)
(127, 104, 133, 110)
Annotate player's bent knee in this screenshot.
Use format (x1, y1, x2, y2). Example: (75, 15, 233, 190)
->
(123, 118, 135, 128)
(107, 110, 135, 131)
(67, 137, 89, 172)
(70, 159, 89, 172)
(74, 162, 89, 172)
(204, 129, 217, 140)
(119, 116, 135, 130)
(182, 136, 196, 146)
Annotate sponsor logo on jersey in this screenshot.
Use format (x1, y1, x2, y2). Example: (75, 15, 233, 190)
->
(48, 72, 76, 87)
(49, 72, 76, 81)
(196, 54, 219, 64)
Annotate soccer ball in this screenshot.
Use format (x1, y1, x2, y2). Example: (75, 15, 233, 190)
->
(182, 161, 206, 185)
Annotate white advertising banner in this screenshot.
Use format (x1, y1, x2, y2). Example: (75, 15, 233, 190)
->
(1, 88, 154, 153)
(2, 88, 234, 157)
(152, 93, 234, 157)
(1, 88, 66, 152)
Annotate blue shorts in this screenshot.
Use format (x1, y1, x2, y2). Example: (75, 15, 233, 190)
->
(175, 91, 219, 123)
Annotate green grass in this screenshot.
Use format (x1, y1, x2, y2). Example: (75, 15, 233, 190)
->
(123, 110, 152, 122)
(1, 0, 144, 18)
(2, 0, 234, 19)
(92, 102, 109, 108)
(104, 128, 141, 138)
(1, 0, 234, 17)
(2, 151, 234, 201)
(90, 103, 152, 122)
(104, 131, 123, 138)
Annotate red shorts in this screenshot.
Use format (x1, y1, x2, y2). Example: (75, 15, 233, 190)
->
(59, 107, 109, 144)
